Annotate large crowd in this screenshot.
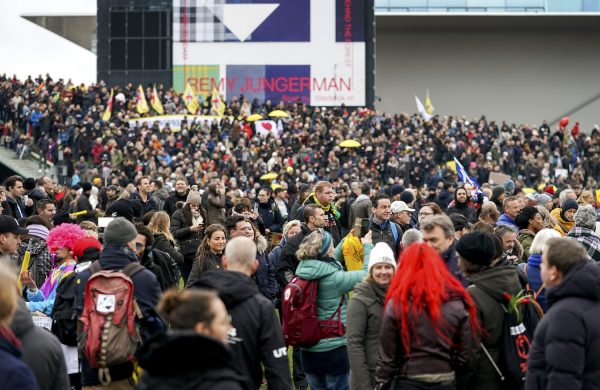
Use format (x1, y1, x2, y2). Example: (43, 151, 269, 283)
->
(0, 74, 600, 390)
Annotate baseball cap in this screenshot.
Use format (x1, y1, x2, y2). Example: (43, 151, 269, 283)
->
(0, 215, 28, 235)
(391, 201, 415, 214)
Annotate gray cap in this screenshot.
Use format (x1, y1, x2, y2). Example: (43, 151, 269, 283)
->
(103, 217, 138, 245)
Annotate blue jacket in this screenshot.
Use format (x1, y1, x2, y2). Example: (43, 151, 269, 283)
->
(496, 214, 518, 231)
(255, 246, 278, 300)
(0, 334, 38, 389)
(520, 254, 547, 311)
(26, 260, 76, 315)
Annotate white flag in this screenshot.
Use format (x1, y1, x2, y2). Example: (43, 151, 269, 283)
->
(415, 95, 432, 121)
(255, 120, 279, 138)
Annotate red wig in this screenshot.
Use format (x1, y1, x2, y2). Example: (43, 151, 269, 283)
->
(385, 242, 480, 354)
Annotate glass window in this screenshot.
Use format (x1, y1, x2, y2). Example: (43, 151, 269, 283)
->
(110, 12, 126, 37)
(128, 39, 143, 69)
(144, 12, 160, 36)
(127, 12, 143, 37)
(110, 39, 126, 69)
(143, 39, 160, 69)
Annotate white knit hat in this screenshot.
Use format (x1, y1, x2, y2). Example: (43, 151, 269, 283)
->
(367, 242, 396, 274)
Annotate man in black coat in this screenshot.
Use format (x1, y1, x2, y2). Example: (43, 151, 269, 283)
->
(526, 238, 600, 390)
(188, 236, 291, 390)
(275, 204, 325, 288)
(446, 186, 477, 224)
(164, 177, 189, 215)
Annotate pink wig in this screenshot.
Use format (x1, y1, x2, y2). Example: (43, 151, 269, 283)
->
(47, 223, 87, 252)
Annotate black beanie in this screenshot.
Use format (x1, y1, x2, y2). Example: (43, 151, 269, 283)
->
(456, 231, 497, 266)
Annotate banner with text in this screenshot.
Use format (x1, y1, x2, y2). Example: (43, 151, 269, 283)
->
(173, 0, 368, 106)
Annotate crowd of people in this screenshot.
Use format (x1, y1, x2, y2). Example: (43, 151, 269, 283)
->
(1, 74, 600, 195)
(0, 74, 600, 390)
(0, 167, 600, 390)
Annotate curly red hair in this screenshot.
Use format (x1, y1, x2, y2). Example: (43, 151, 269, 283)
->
(385, 242, 480, 353)
(47, 223, 87, 253)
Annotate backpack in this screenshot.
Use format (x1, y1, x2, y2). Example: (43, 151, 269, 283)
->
(78, 261, 145, 385)
(478, 287, 542, 386)
(150, 249, 180, 291)
(51, 273, 78, 346)
(390, 222, 399, 245)
(281, 276, 345, 348)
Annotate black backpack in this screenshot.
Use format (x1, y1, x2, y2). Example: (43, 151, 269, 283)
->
(478, 287, 542, 386)
(51, 273, 78, 346)
(149, 249, 180, 291)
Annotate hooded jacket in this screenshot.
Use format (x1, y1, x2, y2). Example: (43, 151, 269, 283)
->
(151, 187, 170, 212)
(465, 266, 522, 390)
(526, 262, 600, 390)
(10, 301, 69, 390)
(257, 199, 284, 233)
(188, 270, 291, 390)
(550, 208, 574, 236)
(517, 229, 536, 260)
(347, 280, 388, 390)
(137, 330, 245, 390)
(294, 243, 373, 353)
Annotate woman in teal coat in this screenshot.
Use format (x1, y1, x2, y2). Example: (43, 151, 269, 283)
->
(295, 229, 373, 390)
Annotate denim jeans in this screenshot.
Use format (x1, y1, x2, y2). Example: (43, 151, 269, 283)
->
(304, 372, 349, 390)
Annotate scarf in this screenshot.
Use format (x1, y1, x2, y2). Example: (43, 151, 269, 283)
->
(308, 193, 340, 219)
(39, 259, 76, 298)
(369, 281, 388, 305)
(342, 233, 363, 271)
(0, 325, 20, 348)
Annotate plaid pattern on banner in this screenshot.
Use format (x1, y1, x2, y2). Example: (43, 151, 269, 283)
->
(173, 0, 225, 42)
(172, 65, 220, 96)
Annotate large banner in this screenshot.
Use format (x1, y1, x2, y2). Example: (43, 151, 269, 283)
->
(173, 0, 368, 106)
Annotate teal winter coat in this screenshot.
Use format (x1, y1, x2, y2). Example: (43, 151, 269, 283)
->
(295, 243, 373, 353)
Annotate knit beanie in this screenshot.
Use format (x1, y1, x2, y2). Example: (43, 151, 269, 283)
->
(399, 190, 415, 205)
(562, 199, 578, 213)
(503, 180, 515, 194)
(455, 231, 497, 266)
(367, 242, 397, 274)
(317, 230, 332, 258)
(81, 182, 92, 192)
(535, 193, 552, 207)
(491, 186, 505, 199)
(186, 186, 202, 205)
(103, 217, 138, 245)
(27, 224, 49, 241)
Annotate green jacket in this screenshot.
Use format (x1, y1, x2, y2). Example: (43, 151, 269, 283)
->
(295, 243, 373, 353)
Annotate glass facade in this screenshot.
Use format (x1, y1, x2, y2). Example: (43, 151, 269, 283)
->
(375, 0, 600, 12)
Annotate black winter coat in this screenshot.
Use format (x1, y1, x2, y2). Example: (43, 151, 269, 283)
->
(188, 271, 291, 390)
(152, 233, 184, 265)
(137, 330, 245, 390)
(275, 223, 312, 288)
(170, 206, 207, 257)
(164, 190, 189, 216)
(526, 262, 600, 390)
(185, 250, 224, 288)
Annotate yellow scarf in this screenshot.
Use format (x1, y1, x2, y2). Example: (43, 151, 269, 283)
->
(342, 233, 363, 271)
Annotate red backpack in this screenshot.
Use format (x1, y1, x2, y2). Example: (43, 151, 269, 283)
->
(281, 276, 345, 348)
(78, 261, 145, 385)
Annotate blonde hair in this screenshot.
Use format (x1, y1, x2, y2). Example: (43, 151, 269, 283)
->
(148, 211, 175, 242)
(529, 228, 561, 255)
(296, 230, 333, 260)
(0, 262, 18, 325)
(283, 220, 302, 237)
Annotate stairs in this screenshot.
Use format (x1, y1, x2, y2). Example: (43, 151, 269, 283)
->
(0, 146, 54, 180)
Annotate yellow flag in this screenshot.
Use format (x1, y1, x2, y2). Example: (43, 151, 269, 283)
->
(150, 85, 164, 115)
(136, 85, 149, 114)
(17, 251, 31, 292)
(183, 83, 199, 114)
(210, 88, 225, 117)
(425, 89, 435, 115)
(446, 160, 457, 174)
(102, 89, 113, 122)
